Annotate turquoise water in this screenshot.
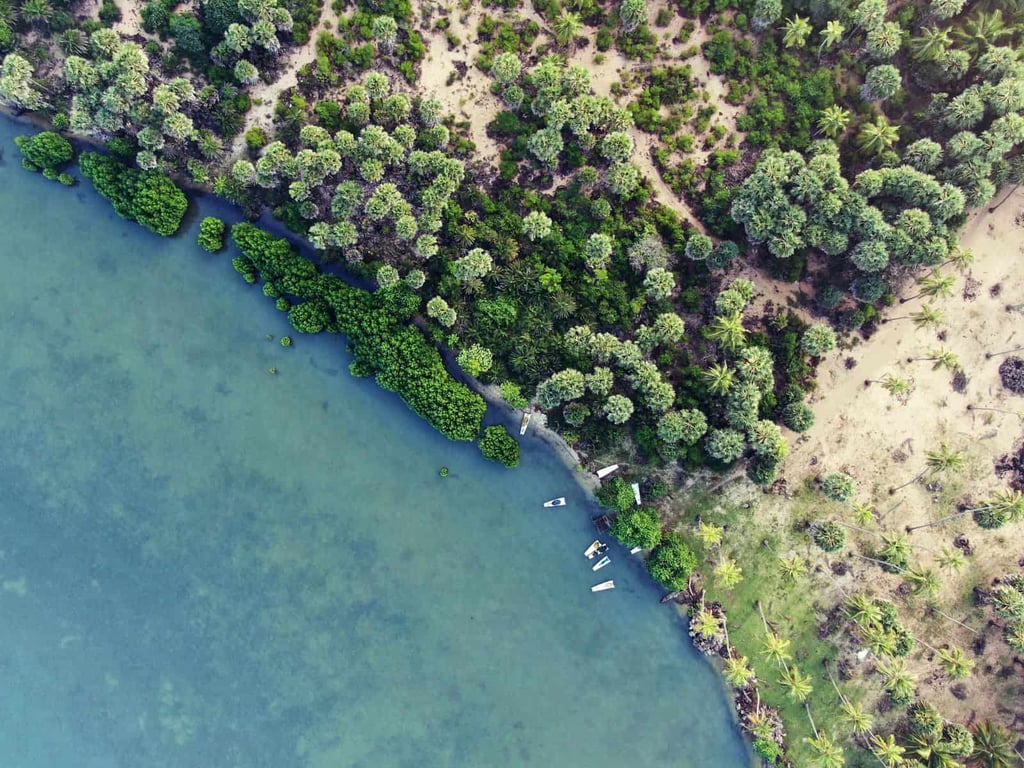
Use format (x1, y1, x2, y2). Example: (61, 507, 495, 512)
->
(0, 118, 750, 767)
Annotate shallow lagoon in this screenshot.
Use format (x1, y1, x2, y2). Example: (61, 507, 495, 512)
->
(0, 118, 750, 767)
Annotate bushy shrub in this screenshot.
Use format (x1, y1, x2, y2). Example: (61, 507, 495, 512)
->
(15, 132, 74, 175)
(610, 506, 662, 549)
(780, 401, 814, 432)
(646, 533, 698, 590)
(812, 520, 846, 552)
(821, 472, 855, 503)
(597, 477, 637, 513)
(198, 216, 226, 252)
(479, 425, 520, 467)
(79, 152, 187, 236)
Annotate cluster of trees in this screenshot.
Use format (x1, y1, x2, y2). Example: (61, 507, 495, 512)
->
(230, 223, 488, 443)
(79, 151, 188, 236)
(15, 131, 75, 184)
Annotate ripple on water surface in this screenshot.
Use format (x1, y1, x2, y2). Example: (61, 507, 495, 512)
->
(0, 120, 750, 768)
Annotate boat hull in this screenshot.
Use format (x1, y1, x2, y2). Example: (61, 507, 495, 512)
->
(591, 580, 615, 592)
(592, 556, 611, 572)
(543, 497, 566, 508)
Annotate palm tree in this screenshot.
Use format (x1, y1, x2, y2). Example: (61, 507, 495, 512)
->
(984, 344, 1024, 359)
(942, 247, 974, 272)
(695, 520, 724, 547)
(937, 645, 974, 679)
(58, 28, 87, 55)
(783, 14, 812, 47)
(905, 565, 941, 597)
(723, 655, 755, 687)
(856, 116, 900, 156)
(779, 665, 813, 702)
(870, 734, 906, 767)
(970, 720, 1015, 768)
(911, 26, 952, 60)
(900, 270, 956, 303)
(852, 501, 875, 526)
(890, 442, 964, 493)
(778, 554, 808, 581)
(553, 11, 582, 47)
(803, 733, 845, 767)
(953, 9, 1011, 58)
(819, 19, 845, 53)
(862, 623, 898, 656)
(864, 374, 911, 398)
(18, 0, 51, 25)
(878, 657, 916, 699)
(761, 632, 793, 667)
(845, 592, 883, 627)
(691, 605, 723, 640)
(706, 312, 747, 351)
(907, 347, 960, 371)
(714, 558, 744, 589)
(885, 304, 944, 328)
(937, 545, 966, 571)
(701, 362, 735, 395)
(839, 700, 873, 737)
(818, 104, 852, 138)
(908, 488, 1024, 531)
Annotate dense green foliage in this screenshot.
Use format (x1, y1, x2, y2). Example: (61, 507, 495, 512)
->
(231, 223, 485, 440)
(478, 424, 520, 467)
(646, 533, 697, 590)
(79, 152, 188, 236)
(198, 216, 227, 252)
(15, 131, 74, 180)
(610, 505, 662, 550)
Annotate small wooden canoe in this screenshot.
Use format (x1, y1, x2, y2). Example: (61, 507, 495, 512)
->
(543, 497, 566, 508)
(631, 482, 642, 506)
(629, 546, 643, 555)
(591, 580, 615, 592)
(519, 412, 531, 436)
(584, 540, 602, 559)
(592, 555, 611, 572)
(596, 464, 619, 479)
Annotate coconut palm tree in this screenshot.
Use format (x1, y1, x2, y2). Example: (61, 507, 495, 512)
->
(851, 501, 875, 526)
(553, 11, 582, 47)
(856, 116, 901, 156)
(911, 26, 952, 60)
(803, 733, 845, 767)
(761, 632, 793, 667)
(701, 362, 735, 395)
(818, 104, 852, 138)
(783, 14, 812, 47)
(886, 304, 944, 328)
(900, 270, 956, 303)
(907, 347, 960, 372)
(937, 645, 974, 679)
(953, 9, 1011, 58)
(691, 605, 723, 640)
(819, 19, 845, 53)
(839, 700, 873, 737)
(779, 665, 813, 702)
(723, 655, 755, 687)
(778, 554, 808, 581)
(845, 592, 883, 627)
(905, 565, 941, 597)
(942, 247, 975, 272)
(705, 312, 747, 351)
(878, 657, 916, 700)
(715, 558, 744, 589)
(970, 720, 1015, 767)
(870, 734, 906, 767)
(937, 545, 966, 571)
(18, 0, 51, 25)
(908, 488, 1024, 531)
(695, 520, 725, 547)
(862, 623, 898, 656)
(864, 374, 911, 398)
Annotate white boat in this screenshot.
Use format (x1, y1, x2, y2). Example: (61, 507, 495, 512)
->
(629, 546, 643, 555)
(591, 580, 615, 592)
(631, 482, 642, 506)
(592, 555, 611, 572)
(543, 497, 566, 508)
(519, 412, 531, 436)
(583, 540, 602, 559)
(596, 464, 619, 479)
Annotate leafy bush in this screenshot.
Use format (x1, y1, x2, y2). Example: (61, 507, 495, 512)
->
(597, 477, 638, 513)
(646, 533, 697, 590)
(812, 521, 846, 552)
(231, 224, 485, 441)
(79, 152, 187, 236)
(821, 472, 855, 503)
(198, 217, 227, 252)
(610, 506, 661, 549)
(15, 132, 74, 175)
(479, 425, 520, 467)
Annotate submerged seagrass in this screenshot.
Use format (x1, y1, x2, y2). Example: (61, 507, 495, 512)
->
(0, 118, 749, 766)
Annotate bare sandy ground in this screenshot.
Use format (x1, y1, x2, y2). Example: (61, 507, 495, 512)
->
(774, 187, 1024, 725)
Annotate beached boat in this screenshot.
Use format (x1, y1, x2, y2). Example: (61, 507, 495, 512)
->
(543, 497, 566, 508)
(629, 546, 643, 555)
(519, 411, 531, 436)
(631, 482, 642, 506)
(583, 540, 602, 559)
(596, 464, 619, 479)
(592, 555, 611, 572)
(591, 580, 615, 592)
